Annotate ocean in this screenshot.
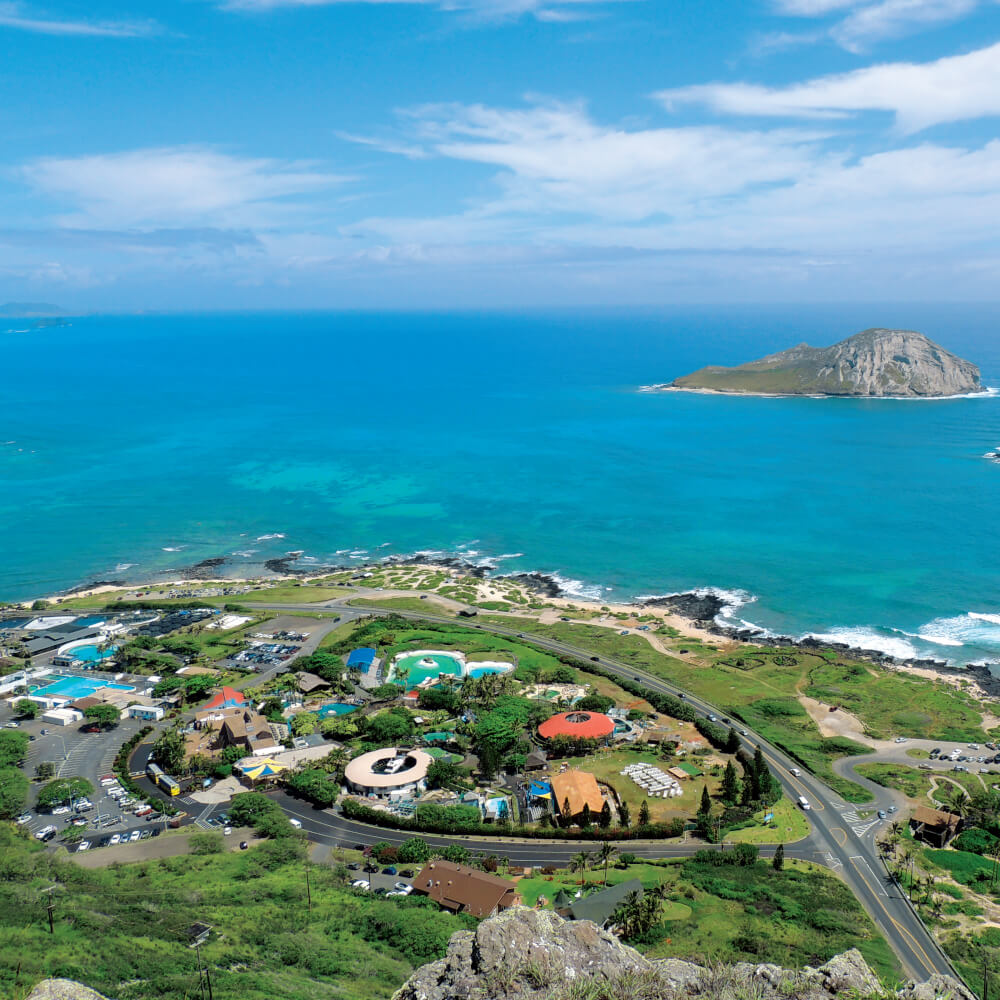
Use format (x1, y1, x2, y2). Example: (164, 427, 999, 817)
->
(1, 305, 998, 665)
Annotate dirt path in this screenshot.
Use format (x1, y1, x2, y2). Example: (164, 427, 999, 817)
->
(798, 695, 887, 749)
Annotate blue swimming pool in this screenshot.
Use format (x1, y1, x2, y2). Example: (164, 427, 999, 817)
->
(317, 702, 357, 718)
(31, 675, 133, 700)
(66, 644, 118, 663)
(466, 665, 513, 679)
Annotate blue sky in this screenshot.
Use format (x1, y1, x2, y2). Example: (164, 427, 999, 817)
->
(2, 0, 999, 309)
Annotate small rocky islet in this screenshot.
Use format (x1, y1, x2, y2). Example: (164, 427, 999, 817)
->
(657, 328, 983, 398)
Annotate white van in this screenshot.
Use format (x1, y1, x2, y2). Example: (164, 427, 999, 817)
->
(798, 795, 811, 810)
(288, 818, 302, 828)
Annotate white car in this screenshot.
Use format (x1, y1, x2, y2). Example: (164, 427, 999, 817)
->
(6, 721, 19, 728)
(129, 830, 141, 842)
(386, 890, 408, 897)
(393, 882, 412, 893)
(100, 778, 116, 787)
(288, 818, 302, 829)
(109, 834, 121, 845)
(351, 879, 370, 889)
(223, 826, 232, 835)
(16, 813, 31, 825)
(894, 737, 907, 743)
(77, 841, 91, 852)
(35, 825, 57, 840)
(52, 806, 71, 815)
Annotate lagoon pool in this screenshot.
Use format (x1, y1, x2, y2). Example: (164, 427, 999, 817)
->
(67, 644, 118, 663)
(317, 702, 357, 718)
(466, 664, 513, 679)
(393, 652, 463, 690)
(31, 674, 133, 700)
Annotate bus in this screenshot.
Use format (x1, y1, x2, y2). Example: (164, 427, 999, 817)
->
(158, 774, 180, 797)
(146, 762, 164, 783)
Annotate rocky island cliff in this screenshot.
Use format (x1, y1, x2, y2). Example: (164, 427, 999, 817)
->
(664, 329, 982, 397)
(392, 907, 968, 1000)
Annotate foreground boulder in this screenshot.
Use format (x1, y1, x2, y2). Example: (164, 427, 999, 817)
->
(26, 982, 110, 1000)
(393, 906, 972, 1000)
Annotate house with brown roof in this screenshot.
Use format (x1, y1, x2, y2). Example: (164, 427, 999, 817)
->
(549, 769, 606, 823)
(910, 806, 962, 848)
(218, 707, 280, 756)
(412, 861, 520, 918)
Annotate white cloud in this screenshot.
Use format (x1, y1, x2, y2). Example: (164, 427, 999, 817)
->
(770, 0, 989, 50)
(0, 2, 158, 36)
(399, 101, 827, 223)
(341, 99, 1000, 264)
(657, 41, 1000, 132)
(831, 0, 980, 50)
(222, 0, 630, 20)
(20, 147, 350, 229)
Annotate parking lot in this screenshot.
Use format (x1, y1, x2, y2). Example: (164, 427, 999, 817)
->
(4, 702, 159, 850)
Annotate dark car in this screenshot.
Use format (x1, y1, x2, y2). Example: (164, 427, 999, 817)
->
(346, 862, 361, 870)
(678, 693, 686, 699)
(930, 748, 941, 756)
(81, 724, 102, 733)
(364, 863, 379, 873)
(98, 837, 111, 848)
(382, 866, 397, 875)
(240, 841, 249, 850)
(590, 656, 599, 662)
(398, 869, 414, 878)
(374, 887, 388, 896)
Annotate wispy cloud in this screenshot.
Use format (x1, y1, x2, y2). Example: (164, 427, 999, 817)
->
(657, 40, 1000, 132)
(770, 0, 989, 51)
(20, 147, 350, 228)
(830, 0, 979, 50)
(0, 2, 158, 36)
(222, 0, 633, 22)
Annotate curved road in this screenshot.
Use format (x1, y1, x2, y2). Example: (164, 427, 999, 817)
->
(243, 596, 956, 982)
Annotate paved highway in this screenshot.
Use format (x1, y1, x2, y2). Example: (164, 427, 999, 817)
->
(245, 594, 958, 984)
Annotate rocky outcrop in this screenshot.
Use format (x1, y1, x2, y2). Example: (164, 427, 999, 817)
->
(393, 907, 971, 1000)
(26, 982, 111, 1000)
(668, 329, 982, 397)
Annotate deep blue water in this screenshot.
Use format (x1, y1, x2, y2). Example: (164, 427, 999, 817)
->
(1, 306, 999, 663)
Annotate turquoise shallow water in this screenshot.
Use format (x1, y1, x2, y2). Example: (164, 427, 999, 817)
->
(1, 306, 998, 663)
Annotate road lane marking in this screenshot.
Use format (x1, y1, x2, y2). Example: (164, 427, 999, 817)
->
(850, 856, 888, 896)
(848, 857, 934, 979)
(831, 827, 848, 846)
(824, 852, 843, 870)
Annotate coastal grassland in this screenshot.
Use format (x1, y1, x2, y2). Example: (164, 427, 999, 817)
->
(0, 824, 472, 1000)
(856, 762, 992, 805)
(516, 857, 898, 979)
(348, 595, 459, 614)
(804, 659, 986, 742)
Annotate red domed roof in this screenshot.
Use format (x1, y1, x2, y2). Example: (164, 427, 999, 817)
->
(538, 711, 615, 740)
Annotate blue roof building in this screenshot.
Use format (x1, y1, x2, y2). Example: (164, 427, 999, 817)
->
(347, 647, 377, 669)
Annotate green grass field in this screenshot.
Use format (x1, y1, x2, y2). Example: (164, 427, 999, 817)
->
(518, 856, 897, 979)
(0, 825, 472, 1000)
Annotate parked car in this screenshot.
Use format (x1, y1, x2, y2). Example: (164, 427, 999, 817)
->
(109, 834, 121, 845)
(140, 829, 152, 840)
(35, 825, 57, 841)
(878, 810, 887, 819)
(16, 813, 31, 825)
(77, 841, 91, 852)
(398, 869, 414, 878)
(374, 887, 388, 896)
(382, 866, 397, 875)
(393, 881, 411, 892)
(129, 829, 141, 842)
(240, 841, 249, 850)
(223, 826, 232, 835)
(52, 806, 71, 815)
(929, 748, 941, 756)
(351, 879, 369, 889)
(894, 737, 907, 743)
(346, 862, 361, 871)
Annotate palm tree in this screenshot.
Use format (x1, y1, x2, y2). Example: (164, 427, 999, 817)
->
(901, 846, 916, 898)
(569, 850, 592, 886)
(596, 841, 618, 885)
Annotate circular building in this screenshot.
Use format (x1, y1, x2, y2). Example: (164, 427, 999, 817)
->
(538, 711, 615, 742)
(344, 747, 433, 801)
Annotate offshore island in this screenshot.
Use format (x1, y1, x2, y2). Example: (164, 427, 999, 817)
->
(651, 328, 983, 397)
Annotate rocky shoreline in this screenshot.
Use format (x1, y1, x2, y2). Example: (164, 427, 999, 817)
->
(40, 548, 999, 693)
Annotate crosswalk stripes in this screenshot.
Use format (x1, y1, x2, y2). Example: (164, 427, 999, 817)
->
(841, 809, 881, 839)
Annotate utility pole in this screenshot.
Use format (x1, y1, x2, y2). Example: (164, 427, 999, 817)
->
(41, 886, 57, 935)
(983, 948, 989, 1000)
(305, 867, 312, 912)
